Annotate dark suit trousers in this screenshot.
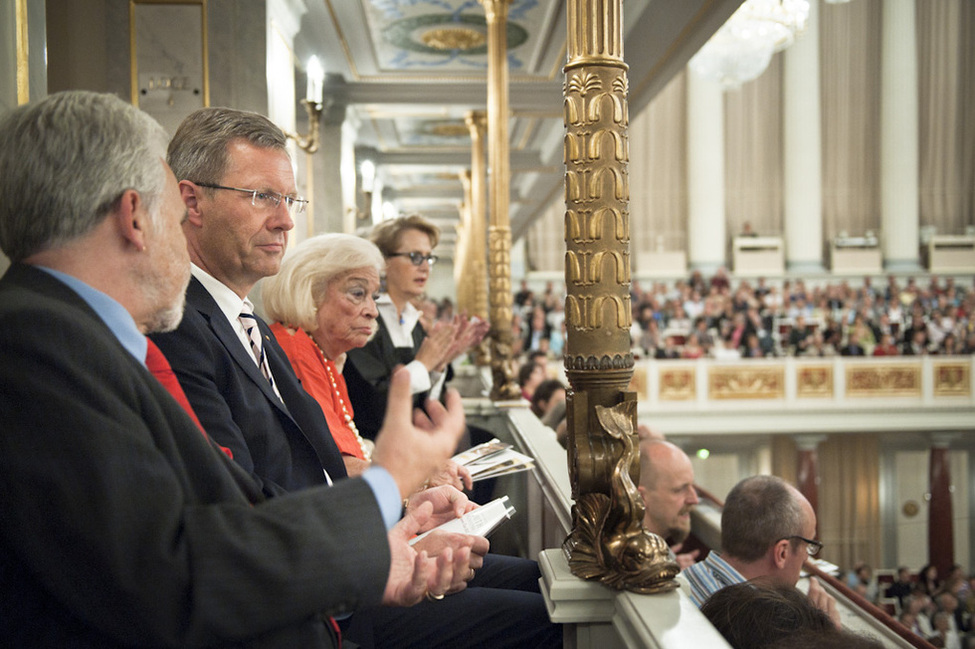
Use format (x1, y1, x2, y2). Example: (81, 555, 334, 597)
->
(341, 554, 562, 649)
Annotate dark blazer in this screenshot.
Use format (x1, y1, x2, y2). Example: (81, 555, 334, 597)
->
(343, 311, 428, 441)
(0, 264, 388, 648)
(151, 277, 347, 495)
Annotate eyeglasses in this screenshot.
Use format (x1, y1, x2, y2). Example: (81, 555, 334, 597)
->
(780, 535, 824, 557)
(388, 252, 438, 267)
(193, 182, 308, 217)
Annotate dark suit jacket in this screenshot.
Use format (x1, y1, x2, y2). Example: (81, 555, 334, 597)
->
(151, 277, 347, 495)
(0, 264, 388, 648)
(343, 312, 429, 441)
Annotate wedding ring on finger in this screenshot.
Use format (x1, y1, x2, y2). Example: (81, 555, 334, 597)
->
(425, 591, 445, 602)
(467, 568, 476, 581)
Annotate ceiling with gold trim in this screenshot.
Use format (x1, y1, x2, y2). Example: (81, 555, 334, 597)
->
(291, 0, 741, 251)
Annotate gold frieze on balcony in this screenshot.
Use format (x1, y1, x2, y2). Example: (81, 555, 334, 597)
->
(659, 368, 695, 401)
(797, 365, 833, 398)
(709, 366, 785, 400)
(845, 364, 921, 397)
(933, 362, 970, 397)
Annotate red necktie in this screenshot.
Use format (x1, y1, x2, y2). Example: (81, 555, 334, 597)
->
(145, 338, 233, 459)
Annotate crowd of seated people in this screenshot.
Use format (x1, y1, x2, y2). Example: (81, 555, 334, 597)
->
(509, 270, 975, 362)
(841, 561, 975, 648)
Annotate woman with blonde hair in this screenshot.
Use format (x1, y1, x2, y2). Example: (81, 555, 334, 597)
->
(263, 232, 470, 487)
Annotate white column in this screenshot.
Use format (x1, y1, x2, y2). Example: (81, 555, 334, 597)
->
(686, 67, 726, 273)
(313, 101, 348, 236)
(881, 0, 921, 270)
(783, 0, 824, 273)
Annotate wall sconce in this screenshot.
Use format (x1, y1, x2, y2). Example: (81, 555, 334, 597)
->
(291, 56, 325, 154)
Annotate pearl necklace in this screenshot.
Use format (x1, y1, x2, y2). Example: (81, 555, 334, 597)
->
(310, 335, 374, 461)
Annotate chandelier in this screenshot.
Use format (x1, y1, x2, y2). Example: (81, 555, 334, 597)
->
(689, 0, 810, 90)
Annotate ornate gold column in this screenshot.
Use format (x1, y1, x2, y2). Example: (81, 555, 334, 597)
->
(465, 110, 491, 366)
(454, 170, 475, 316)
(479, 0, 519, 399)
(562, 0, 678, 593)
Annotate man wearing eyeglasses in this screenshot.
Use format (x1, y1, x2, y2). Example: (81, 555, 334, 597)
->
(344, 214, 489, 442)
(681, 475, 841, 627)
(151, 108, 561, 649)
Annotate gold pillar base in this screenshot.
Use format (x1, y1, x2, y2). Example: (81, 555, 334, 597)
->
(563, 394, 679, 593)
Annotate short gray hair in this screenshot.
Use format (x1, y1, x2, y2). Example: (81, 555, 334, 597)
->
(262, 233, 384, 332)
(0, 91, 169, 262)
(721, 475, 804, 562)
(167, 107, 287, 184)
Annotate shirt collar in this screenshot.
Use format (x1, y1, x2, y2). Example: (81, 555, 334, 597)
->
(191, 263, 248, 323)
(36, 266, 147, 364)
(376, 293, 420, 335)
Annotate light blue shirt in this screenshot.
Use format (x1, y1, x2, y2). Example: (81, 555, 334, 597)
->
(38, 266, 402, 530)
(682, 551, 747, 607)
(36, 266, 147, 364)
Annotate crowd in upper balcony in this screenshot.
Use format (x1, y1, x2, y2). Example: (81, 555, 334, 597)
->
(500, 270, 975, 362)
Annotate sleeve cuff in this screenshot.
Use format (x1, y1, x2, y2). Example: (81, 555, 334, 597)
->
(405, 360, 432, 394)
(361, 466, 402, 530)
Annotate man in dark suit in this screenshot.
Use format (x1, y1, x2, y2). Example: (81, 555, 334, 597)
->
(0, 91, 465, 648)
(153, 107, 561, 649)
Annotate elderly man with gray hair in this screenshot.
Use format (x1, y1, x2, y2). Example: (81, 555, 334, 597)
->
(681, 475, 840, 626)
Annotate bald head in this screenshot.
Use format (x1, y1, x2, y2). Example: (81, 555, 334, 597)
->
(638, 439, 699, 544)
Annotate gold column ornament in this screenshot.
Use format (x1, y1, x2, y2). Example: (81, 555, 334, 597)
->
(455, 170, 475, 316)
(465, 110, 491, 367)
(479, 0, 519, 398)
(561, 0, 678, 593)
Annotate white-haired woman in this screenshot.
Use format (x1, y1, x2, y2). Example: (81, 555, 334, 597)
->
(263, 233, 471, 488)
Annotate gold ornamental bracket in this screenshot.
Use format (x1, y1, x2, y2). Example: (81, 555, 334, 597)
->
(561, 0, 678, 594)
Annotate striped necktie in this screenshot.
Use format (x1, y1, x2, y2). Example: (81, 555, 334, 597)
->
(239, 300, 276, 392)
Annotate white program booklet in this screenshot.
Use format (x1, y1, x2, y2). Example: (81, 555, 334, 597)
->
(409, 496, 515, 545)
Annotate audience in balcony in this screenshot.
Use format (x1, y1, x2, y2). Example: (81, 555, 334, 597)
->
(510, 270, 973, 363)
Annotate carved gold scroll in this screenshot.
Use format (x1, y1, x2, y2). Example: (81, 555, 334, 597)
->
(561, 0, 678, 593)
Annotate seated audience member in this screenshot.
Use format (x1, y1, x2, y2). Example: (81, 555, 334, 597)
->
(919, 564, 942, 596)
(517, 360, 545, 401)
(929, 610, 962, 649)
(656, 334, 682, 359)
(700, 584, 837, 649)
(845, 562, 877, 601)
(261, 233, 471, 490)
(788, 315, 814, 356)
(344, 215, 488, 440)
(529, 378, 566, 420)
(151, 106, 561, 649)
(840, 330, 868, 356)
(681, 332, 706, 359)
(873, 333, 900, 356)
(0, 90, 467, 648)
(637, 436, 701, 569)
(886, 566, 915, 608)
(681, 475, 839, 626)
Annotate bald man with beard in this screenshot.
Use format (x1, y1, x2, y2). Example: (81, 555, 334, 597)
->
(637, 437, 701, 569)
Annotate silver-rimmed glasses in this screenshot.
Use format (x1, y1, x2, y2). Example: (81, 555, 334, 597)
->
(193, 182, 308, 217)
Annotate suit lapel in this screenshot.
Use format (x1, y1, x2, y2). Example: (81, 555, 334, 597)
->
(185, 278, 294, 421)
